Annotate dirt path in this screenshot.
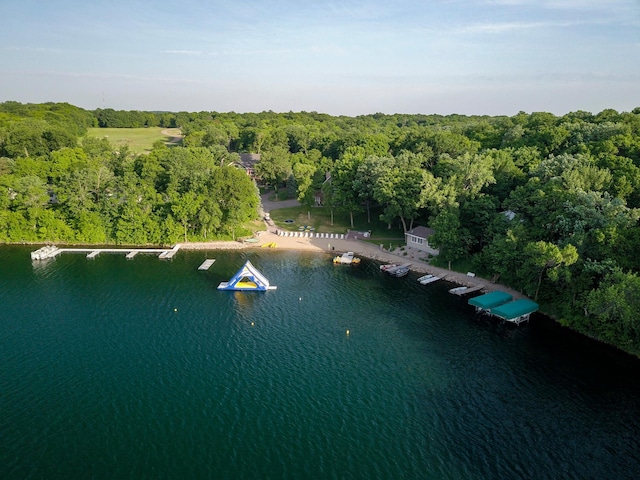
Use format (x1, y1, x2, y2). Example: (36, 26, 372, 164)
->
(161, 129, 183, 145)
(260, 191, 301, 213)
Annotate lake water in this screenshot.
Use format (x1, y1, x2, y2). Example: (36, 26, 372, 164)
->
(1, 246, 639, 479)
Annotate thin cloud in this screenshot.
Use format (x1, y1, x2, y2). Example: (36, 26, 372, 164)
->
(3, 46, 63, 54)
(161, 49, 203, 56)
(451, 19, 601, 35)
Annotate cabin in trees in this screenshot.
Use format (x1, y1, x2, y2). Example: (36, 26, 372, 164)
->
(405, 226, 439, 255)
(239, 153, 260, 179)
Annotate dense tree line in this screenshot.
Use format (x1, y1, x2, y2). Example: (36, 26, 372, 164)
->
(2, 101, 640, 356)
(0, 103, 259, 245)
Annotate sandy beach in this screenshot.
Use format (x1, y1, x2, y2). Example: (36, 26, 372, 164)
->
(179, 226, 528, 300)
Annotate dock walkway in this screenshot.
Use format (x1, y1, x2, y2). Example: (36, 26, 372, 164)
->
(31, 245, 181, 260)
(450, 284, 485, 296)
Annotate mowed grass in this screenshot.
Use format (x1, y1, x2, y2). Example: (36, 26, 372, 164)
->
(85, 127, 182, 154)
(268, 205, 406, 240)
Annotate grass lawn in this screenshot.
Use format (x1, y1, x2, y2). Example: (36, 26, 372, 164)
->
(85, 127, 182, 154)
(268, 205, 406, 240)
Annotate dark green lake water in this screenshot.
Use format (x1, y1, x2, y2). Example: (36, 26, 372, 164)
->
(1, 246, 639, 479)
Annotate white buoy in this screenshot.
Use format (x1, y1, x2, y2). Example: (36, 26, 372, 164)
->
(299, 297, 302, 301)
(174, 308, 178, 312)
(346, 329, 350, 336)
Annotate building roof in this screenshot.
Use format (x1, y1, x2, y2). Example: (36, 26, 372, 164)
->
(490, 299, 539, 320)
(405, 226, 434, 239)
(239, 153, 261, 169)
(468, 291, 513, 310)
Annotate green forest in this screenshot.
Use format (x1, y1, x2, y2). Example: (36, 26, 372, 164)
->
(2, 101, 640, 357)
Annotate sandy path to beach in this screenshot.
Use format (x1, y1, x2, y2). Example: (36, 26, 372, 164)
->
(179, 227, 527, 300)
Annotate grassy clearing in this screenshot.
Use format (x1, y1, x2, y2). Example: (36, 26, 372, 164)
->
(85, 127, 182, 154)
(268, 205, 406, 239)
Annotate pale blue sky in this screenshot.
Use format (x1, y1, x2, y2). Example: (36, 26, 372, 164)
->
(1, 0, 639, 115)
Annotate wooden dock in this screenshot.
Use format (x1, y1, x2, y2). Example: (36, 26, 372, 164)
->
(31, 245, 181, 261)
(450, 284, 485, 296)
(198, 259, 216, 270)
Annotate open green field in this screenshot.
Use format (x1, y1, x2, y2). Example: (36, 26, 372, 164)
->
(85, 127, 182, 154)
(268, 204, 406, 243)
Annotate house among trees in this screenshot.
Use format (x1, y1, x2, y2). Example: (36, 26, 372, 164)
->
(405, 226, 439, 255)
(239, 153, 261, 178)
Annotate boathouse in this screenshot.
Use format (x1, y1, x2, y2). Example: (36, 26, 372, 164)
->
(217, 260, 277, 291)
(490, 299, 539, 325)
(468, 291, 513, 311)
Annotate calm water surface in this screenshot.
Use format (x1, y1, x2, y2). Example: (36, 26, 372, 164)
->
(1, 246, 639, 479)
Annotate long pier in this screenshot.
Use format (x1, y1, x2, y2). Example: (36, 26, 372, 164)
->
(31, 244, 181, 261)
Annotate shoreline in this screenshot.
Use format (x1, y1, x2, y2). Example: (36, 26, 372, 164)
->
(11, 229, 527, 300)
(179, 231, 528, 300)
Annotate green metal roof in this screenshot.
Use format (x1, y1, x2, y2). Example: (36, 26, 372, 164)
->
(490, 299, 539, 320)
(468, 291, 513, 310)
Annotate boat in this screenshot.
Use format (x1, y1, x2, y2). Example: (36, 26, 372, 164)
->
(333, 252, 361, 265)
(380, 264, 397, 272)
(417, 274, 433, 283)
(420, 275, 441, 285)
(449, 286, 468, 294)
(384, 263, 411, 275)
(389, 266, 410, 277)
(31, 245, 59, 260)
(261, 242, 277, 248)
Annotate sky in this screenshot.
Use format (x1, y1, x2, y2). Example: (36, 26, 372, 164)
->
(1, 0, 639, 116)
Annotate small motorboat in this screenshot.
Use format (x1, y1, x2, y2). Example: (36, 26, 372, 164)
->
(449, 286, 468, 294)
(390, 266, 410, 277)
(380, 264, 397, 272)
(420, 275, 441, 284)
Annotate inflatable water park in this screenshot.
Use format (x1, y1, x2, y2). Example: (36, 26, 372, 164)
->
(217, 260, 277, 291)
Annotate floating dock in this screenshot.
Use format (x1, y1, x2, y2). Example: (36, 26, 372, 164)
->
(31, 245, 181, 260)
(198, 259, 216, 270)
(450, 284, 485, 296)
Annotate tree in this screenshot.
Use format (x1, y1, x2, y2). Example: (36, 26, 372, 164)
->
(434, 152, 495, 201)
(170, 191, 203, 242)
(429, 205, 468, 270)
(371, 152, 440, 232)
(255, 147, 292, 198)
(331, 147, 365, 228)
(292, 161, 316, 215)
(586, 270, 640, 349)
(521, 241, 578, 301)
